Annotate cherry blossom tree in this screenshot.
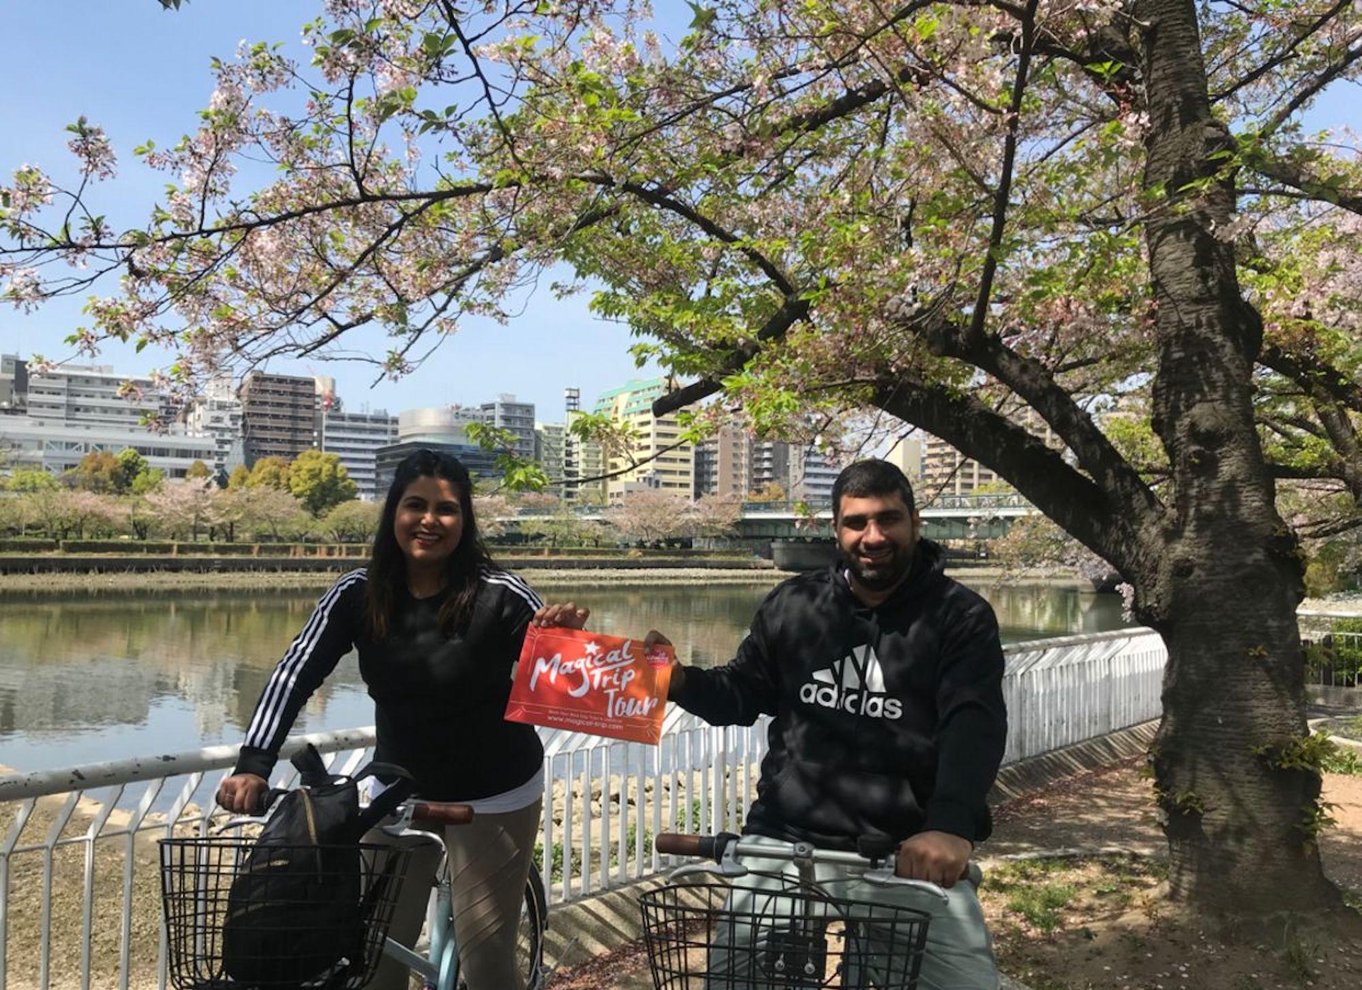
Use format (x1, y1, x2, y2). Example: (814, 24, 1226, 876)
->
(606, 489, 692, 545)
(320, 498, 381, 543)
(4, 0, 1362, 916)
(145, 477, 216, 540)
(689, 492, 743, 538)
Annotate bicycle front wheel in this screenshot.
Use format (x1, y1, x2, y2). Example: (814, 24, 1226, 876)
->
(515, 864, 548, 990)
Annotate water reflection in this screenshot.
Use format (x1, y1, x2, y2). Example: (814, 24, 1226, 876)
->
(0, 577, 1128, 772)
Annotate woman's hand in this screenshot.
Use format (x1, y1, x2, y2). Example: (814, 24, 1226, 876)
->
(216, 772, 269, 814)
(533, 602, 591, 629)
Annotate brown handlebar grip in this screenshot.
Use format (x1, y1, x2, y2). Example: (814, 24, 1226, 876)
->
(410, 801, 475, 826)
(655, 833, 705, 856)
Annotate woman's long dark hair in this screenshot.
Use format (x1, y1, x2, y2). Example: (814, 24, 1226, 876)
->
(365, 449, 494, 639)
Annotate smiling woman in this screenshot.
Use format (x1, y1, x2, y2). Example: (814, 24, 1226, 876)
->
(211, 447, 587, 990)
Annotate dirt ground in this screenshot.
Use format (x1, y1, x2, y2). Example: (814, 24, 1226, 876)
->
(549, 758, 1362, 990)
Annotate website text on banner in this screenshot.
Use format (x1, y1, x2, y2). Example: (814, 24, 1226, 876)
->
(505, 627, 674, 744)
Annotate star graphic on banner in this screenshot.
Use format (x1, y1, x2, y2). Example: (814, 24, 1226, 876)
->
(584, 641, 601, 658)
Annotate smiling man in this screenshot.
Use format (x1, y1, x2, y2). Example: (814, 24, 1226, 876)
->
(662, 459, 1008, 989)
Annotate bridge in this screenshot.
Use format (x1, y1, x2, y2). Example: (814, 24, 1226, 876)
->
(502, 492, 1036, 541)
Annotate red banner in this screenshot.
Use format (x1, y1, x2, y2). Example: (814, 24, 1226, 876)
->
(505, 626, 674, 744)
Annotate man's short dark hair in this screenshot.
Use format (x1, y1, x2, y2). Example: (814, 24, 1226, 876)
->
(831, 460, 917, 518)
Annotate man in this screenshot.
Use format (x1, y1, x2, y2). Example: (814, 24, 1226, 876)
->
(660, 459, 1006, 988)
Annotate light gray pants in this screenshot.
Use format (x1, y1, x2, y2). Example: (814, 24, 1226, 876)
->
(366, 799, 541, 990)
(707, 837, 999, 990)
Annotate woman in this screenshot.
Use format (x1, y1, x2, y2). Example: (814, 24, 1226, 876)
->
(216, 449, 587, 990)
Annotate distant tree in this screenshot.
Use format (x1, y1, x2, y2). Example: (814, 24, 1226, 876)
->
(146, 478, 215, 540)
(4, 468, 59, 493)
(607, 490, 691, 546)
(238, 486, 306, 542)
(125, 493, 157, 540)
(246, 456, 291, 491)
(114, 448, 151, 492)
(68, 490, 123, 538)
(321, 499, 381, 544)
(472, 493, 513, 539)
(129, 467, 166, 496)
(17, 487, 79, 539)
(690, 494, 743, 539)
(227, 464, 251, 489)
(70, 451, 122, 493)
(185, 459, 212, 480)
(747, 482, 786, 504)
(991, 514, 1117, 589)
(288, 449, 358, 516)
(517, 501, 598, 548)
(206, 486, 251, 542)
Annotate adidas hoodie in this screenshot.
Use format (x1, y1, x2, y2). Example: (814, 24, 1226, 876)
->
(673, 539, 1007, 851)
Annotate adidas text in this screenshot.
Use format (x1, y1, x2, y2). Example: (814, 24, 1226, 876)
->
(799, 682, 903, 719)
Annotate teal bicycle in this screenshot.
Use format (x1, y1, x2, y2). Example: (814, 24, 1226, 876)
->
(160, 797, 547, 990)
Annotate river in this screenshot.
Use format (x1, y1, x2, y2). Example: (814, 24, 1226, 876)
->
(0, 576, 1128, 773)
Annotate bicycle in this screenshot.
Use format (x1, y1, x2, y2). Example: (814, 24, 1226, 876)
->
(640, 831, 949, 990)
(159, 795, 548, 990)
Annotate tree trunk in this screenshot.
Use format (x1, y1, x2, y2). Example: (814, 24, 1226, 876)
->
(1136, 0, 1336, 911)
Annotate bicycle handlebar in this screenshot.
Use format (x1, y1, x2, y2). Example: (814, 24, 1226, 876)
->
(654, 831, 952, 903)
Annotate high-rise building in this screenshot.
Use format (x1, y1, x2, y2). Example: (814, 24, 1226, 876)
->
(750, 439, 793, 498)
(321, 407, 399, 500)
(561, 388, 606, 503)
(789, 445, 839, 503)
(479, 394, 536, 462)
(535, 421, 566, 485)
(238, 372, 319, 466)
(593, 377, 693, 500)
(694, 423, 751, 499)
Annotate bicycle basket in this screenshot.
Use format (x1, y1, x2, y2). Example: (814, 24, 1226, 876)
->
(639, 874, 931, 990)
(159, 836, 410, 990)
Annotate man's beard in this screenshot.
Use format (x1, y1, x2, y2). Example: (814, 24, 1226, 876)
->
(842, 546, 913, 591)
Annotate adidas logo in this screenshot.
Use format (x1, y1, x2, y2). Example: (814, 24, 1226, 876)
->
(798, 645, 903, 720)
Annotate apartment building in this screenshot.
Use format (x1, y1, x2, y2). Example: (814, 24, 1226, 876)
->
(238, 372, 319, 466)
(593, 377, 693, 499)
(321, 407, 399, 500)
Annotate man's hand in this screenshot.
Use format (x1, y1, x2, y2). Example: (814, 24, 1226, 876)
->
(641, 630, 685, 699)
(533, 602, 591, 629)
(216, 773, 269, 815)
(895, 830, 972, 887)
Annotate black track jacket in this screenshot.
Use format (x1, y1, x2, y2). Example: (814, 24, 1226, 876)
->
(673, 540, 1007, 851)
(233, 566, 544, 801)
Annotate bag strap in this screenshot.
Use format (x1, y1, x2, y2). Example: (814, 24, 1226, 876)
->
(289, 743, 334, 788)
(354, 763, 417, 832)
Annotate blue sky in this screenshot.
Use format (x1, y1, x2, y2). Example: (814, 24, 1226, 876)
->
(0, 1, 663, 421)
(1, 4, 1356, 423)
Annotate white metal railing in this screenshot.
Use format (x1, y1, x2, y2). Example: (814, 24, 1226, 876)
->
(2, 626, 1173, 990)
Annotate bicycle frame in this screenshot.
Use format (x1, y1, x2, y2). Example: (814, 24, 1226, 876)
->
(377, 801, 547, 990)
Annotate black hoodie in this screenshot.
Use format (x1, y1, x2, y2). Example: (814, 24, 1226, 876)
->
(673, 539, 1007, 851)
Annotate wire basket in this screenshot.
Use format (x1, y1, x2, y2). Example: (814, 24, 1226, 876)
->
(159, 836, 411, 990)
(640, 874, 931, 990)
